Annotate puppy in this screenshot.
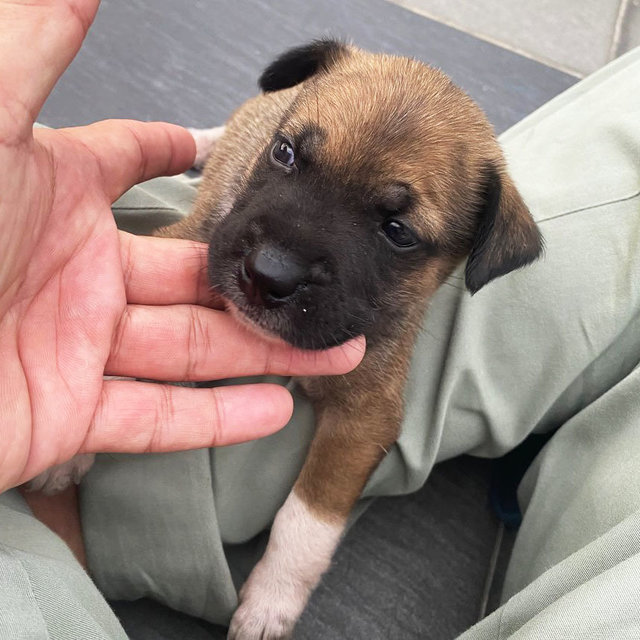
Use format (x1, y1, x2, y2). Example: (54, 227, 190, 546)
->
(32, 39, 542, 639)
(157, 40, 542, 639)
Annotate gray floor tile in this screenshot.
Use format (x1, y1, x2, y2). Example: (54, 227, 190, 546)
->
(40, 0, 576, 136)
(389, 0, 623, 76)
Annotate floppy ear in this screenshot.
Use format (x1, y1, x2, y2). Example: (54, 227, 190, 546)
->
(465, 163, 543, 294)
(259, 39, 349, 92)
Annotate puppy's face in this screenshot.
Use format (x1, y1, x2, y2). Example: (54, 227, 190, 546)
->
(207, 41, 541, 349)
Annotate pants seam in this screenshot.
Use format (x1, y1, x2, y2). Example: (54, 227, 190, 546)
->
(537, 189, 640, 225)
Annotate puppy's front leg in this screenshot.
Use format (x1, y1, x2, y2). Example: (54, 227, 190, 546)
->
(227, 489, 343, 640)
(228, 386, 401, 640)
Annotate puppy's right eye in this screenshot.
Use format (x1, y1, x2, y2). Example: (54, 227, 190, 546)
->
(271, 140, 295, 168)
(381, 219, 419, 248)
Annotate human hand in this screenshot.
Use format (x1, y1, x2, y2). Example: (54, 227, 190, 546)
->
(0, 0, 365, 494)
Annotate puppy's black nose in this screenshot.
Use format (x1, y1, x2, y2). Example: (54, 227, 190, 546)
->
(240, 245, 307, 307)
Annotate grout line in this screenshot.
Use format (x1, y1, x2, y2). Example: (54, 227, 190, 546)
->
(388, 0, 584, 78)
(609, 0, 631, 61)
(478, 521, 504, 622)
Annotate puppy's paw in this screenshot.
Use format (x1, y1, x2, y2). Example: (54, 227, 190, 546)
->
(227, 560, 308, 640)
(26, 453, 96, 495)
(187, 126, 226, 170)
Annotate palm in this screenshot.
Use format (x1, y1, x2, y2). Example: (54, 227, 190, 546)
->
(0, 0, 364, 494)
(1, 131, 127, 487)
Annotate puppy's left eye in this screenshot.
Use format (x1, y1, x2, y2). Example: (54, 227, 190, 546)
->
(271, 140, 295, 167)
(381, 219, 419, 248)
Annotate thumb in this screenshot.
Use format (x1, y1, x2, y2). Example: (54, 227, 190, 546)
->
(43, 119, 196, 201)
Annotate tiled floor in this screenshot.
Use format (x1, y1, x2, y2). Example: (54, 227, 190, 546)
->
(390, 0, 640, 76)
(41, 0, 577, 135)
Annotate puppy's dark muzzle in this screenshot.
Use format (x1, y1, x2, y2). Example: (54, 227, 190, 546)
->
(240, 245, 308, 308)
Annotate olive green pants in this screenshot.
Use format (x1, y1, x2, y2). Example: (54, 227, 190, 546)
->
(2, 47, 639, 639)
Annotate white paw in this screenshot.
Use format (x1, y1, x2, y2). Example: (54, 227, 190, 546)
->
(187, 126, 226, 170)
(227, 560, 308, 640)
(26, 453, 96, 495)
(227, 492, 344, 639)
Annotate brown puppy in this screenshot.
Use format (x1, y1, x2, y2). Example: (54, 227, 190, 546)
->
(151, 39, 544, 638)
(157, 40, 542, 639)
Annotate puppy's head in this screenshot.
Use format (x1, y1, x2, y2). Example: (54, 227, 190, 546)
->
(208, 40, 542, 349)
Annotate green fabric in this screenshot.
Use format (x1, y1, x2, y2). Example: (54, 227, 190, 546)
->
(0, 491, 127, 639)
(1, 47, 639, 638)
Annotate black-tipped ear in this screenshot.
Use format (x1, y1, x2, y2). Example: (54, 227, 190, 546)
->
(259, 39, 348, 92)
(465, 164, 543, 294)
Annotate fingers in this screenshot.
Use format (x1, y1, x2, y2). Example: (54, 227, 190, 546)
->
(55, 119, 196, 201)
(83, 380, 294, 453)
(0, 0, 99, 133)
(119, 233, 222, 307)
(106, 304, 366, 381)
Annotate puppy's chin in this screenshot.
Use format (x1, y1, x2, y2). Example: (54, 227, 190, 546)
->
(223, 299, 293, 348)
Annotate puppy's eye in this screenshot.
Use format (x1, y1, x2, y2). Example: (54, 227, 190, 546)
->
(381, 219, 419, 248)
(271, 140, 295, 167)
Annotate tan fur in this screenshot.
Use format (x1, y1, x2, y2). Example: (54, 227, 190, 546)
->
(156, 43, 539, 637)
(283, 52, 501, 248)
(156, 45, 518, 520)
(156, 86, 300, 241)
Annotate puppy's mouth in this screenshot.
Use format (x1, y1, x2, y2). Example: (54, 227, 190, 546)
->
(209, 240, 372, 350)
(222, 297, 293, 347)
(216, 282, 321, 350)
(211, 271, 362, 351)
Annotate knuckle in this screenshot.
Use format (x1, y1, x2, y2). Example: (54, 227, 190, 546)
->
(185, 306, 209, 380)
(149, 385, 174, 452)
(110, 306, 134, 366)
(120, 121, 148, 183)
(261, 348, 275, 377)
(85, 384, 109, 450)
(121, 234, 136, 290)
(208, 388, 226, 446)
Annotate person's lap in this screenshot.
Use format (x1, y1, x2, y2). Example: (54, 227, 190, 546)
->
(2, 47, 639, 639)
